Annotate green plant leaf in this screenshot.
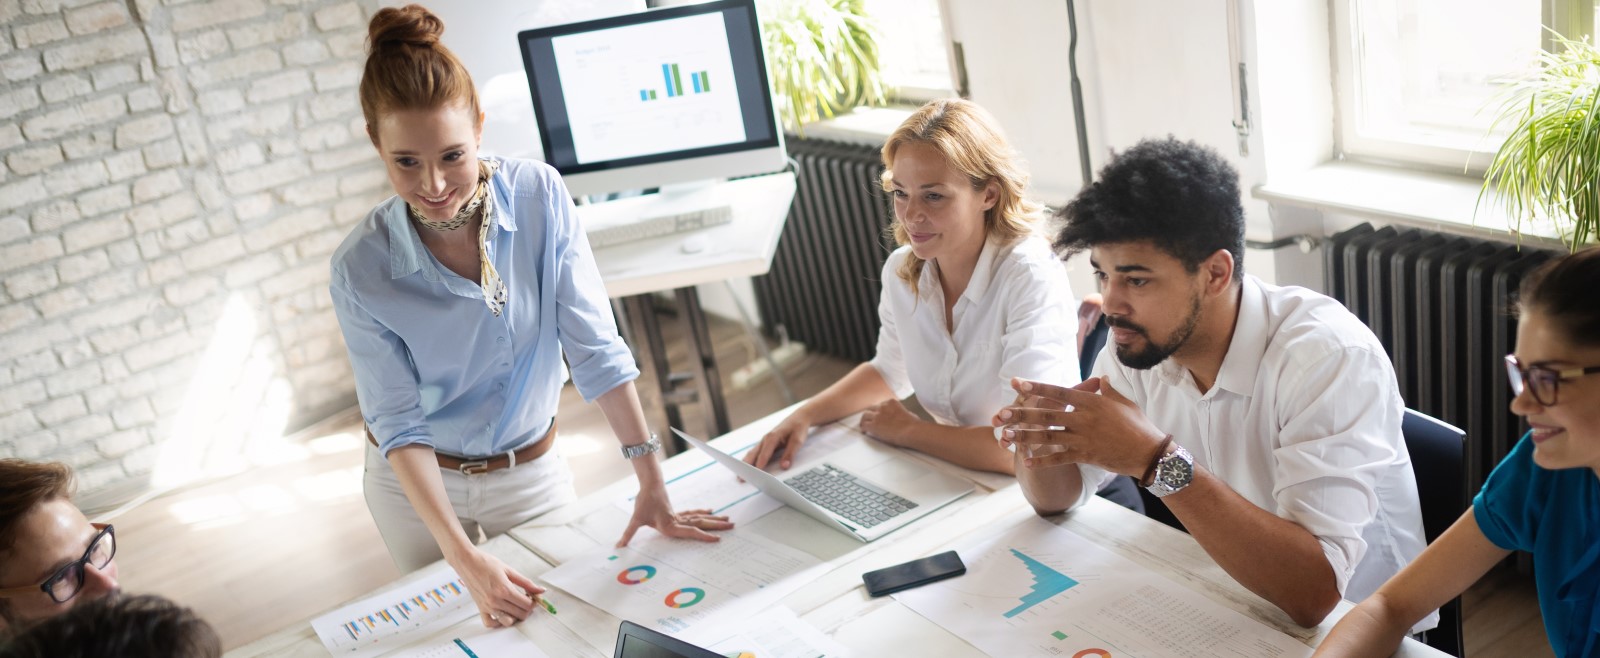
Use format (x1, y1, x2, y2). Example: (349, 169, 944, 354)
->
(1481, 31, 1600, 251)
(760, 0, 890, 135)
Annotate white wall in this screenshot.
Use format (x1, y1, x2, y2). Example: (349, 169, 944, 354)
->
(389, 0, 643, 160)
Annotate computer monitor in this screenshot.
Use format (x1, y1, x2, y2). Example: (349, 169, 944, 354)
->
(517, 0, 786, 199)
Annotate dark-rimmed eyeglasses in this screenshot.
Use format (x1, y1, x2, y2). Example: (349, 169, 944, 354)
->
(0, 523, 115, 604)
(1504, 354, 1600, 407)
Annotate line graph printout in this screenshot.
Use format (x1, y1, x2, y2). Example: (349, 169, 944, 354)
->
(550, 12, 746, 164)
(311, 564, 478, 658)
(543, 529, 824, 635)
(895, 517, 1312, 658)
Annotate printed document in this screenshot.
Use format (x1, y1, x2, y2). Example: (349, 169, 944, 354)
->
(895, 517, 1313, 658)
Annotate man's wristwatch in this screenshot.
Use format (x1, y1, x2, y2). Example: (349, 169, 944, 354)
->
(1144, 443, 1195, 498)
(620, 434, 662, 460)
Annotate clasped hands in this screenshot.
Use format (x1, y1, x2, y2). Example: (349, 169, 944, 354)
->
(992, 376, 1169, 478)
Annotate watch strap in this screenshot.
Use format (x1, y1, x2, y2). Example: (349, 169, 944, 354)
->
(1138, 435, 1174, 488)
(620, 433, 662, 460)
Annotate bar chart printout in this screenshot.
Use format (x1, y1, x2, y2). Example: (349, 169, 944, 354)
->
(311, 564, 479, 658)
(894, 517, 1313, 658)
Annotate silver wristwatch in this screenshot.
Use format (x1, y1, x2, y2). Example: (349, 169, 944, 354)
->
(1145, 444, 1195, 498)
(620, 434, 662, 460)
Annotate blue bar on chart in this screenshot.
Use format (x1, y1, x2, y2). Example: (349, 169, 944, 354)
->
(639, 89, 648, 101)
(692, 72, 701, 93)
(662, 63, 674, 97)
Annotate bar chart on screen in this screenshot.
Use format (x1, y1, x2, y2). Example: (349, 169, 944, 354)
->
(311, 564, 480, 658)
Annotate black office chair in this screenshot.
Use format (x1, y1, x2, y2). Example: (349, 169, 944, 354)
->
(1402, 408, 1467, 657)
(1077, 308, 1145, 515)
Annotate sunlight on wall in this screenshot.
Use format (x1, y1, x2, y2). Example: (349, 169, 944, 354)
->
(152, 295, 294, 490)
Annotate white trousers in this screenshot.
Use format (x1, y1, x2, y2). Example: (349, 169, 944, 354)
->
(362, 441, 577, 573)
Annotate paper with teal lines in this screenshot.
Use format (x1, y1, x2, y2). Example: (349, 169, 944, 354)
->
(894, 517, 1312, 657)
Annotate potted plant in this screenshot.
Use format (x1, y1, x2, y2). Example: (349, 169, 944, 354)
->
(760, 0, 889, 134)
(1481, 33, 1600, 251)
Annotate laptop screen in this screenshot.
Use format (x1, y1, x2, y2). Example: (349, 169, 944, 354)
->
(614, 621, 722, 658)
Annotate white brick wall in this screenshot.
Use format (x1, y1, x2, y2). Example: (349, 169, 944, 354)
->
(0, 0, 387, 505)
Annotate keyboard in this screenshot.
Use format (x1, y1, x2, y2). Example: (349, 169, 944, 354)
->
(585, 205, 733, 249)
(785, 464, 918, 529)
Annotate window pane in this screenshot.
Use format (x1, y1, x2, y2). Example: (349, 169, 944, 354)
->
(1350, 0, 1542, 152)
(862, 0, 953, 95)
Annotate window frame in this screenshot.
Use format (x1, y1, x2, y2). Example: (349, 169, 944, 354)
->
(1328, 0, 1593, 175)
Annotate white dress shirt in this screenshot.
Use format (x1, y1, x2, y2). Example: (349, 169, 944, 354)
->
(869, 234, 1080, 428)
(1082, 275, 1430, 622)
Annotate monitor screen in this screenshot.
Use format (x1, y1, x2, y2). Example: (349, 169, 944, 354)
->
(518, 0, 785, 198)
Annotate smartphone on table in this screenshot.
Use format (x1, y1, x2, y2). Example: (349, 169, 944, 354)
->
(862, 550, 966, 597)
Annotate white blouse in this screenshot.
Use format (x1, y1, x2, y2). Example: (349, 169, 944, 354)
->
(869, 235, 1081, 428)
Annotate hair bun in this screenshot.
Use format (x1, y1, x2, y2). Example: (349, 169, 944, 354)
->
(367, 4, 444, 51)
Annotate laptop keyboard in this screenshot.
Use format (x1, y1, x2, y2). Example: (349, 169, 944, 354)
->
(784, 464, 918, 529)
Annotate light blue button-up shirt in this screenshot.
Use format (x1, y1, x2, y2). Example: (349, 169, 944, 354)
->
(330, 157, 638, 458)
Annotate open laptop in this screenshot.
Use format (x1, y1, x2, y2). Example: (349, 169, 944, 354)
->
(672, 428, 974, 542)
(614, 620, 722, 658)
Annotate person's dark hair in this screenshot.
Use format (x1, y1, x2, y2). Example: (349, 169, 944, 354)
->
(1516, 246, 1600, 348)
(359, 4, 481, 142)
(0, 595, 220, 658)
(1054, 137, 1245, 280)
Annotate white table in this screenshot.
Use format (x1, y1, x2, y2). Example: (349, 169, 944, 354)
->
(230, 405, 1446, 657)
(224, 535, 583, 657)
(582, 172, 798, 443)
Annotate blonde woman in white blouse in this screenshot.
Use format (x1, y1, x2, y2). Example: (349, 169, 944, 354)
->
(745, 99, 1079, 481)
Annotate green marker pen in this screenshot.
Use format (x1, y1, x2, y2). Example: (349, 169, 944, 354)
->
(538, 597, 557, 615)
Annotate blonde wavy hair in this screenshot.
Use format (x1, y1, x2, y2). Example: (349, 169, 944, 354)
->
(881, 98, 1044, 295)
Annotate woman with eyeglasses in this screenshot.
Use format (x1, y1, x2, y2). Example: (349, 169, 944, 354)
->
(0, 460, 118, 637)
(1314, 247, 1600, 657)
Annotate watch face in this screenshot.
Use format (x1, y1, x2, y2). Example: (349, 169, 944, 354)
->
(1158, 451, 1194, 488)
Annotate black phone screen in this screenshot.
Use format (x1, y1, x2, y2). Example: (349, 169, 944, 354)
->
(861, 550, 966, 597)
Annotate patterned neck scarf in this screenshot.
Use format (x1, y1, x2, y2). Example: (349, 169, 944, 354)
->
(410, 160, 508, 316)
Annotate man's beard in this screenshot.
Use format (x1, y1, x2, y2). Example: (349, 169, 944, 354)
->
(1109, 293, 1201, 370)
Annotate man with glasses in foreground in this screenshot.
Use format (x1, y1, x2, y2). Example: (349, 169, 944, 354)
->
(0, 459, 119, 636)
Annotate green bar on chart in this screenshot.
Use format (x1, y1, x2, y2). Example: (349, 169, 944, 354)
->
(699, 71, 709, 92)
(671, 63, 683, 96)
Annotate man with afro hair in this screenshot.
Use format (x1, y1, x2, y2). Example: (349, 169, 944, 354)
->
(996, 138, 1431, 632)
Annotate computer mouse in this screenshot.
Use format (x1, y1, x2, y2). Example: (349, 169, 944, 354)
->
(680, 235, 709, 254)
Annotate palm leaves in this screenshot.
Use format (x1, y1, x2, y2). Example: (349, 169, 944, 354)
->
(1482, 33, 1600, 250)
(761, 0, 888, 135)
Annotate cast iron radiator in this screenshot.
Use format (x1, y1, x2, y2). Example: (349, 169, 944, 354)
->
(753, 138, 894, 363)
(1324, 222, 1558, 493)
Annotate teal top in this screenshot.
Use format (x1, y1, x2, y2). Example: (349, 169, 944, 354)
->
(1474, 432, 1600, 657)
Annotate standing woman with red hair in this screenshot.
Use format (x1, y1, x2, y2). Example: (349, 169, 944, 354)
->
(331, 4, 728, 629)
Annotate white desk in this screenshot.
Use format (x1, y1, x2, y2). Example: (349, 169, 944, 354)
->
(225, 535, 586, 657)
(579, 172, 797, 299)
(507, 406, 1447, 657)
(231, 405, 1446, 657)
(582, 173, 799, 444)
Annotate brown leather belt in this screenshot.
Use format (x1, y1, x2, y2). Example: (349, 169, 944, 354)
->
(365, 419, 557, 475)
